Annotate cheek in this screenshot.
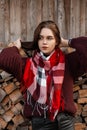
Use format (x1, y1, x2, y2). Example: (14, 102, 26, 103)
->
(51, 43, 56, 49)
(49, 45, 55, 53)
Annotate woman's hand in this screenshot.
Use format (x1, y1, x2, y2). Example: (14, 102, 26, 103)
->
(8, 38, 27, 57)
(60, 37, 76, 54)
(59, 37, 69, 47)
(8, 38, 21, 49)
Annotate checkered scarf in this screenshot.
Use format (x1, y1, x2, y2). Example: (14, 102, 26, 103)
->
(23, 48, 65, 120)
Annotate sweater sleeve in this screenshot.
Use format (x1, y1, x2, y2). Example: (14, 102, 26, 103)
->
(67, 36, 87, 80)
(0, 46, 23, 81)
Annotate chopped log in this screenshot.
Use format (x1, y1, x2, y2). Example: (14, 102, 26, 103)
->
(1, 96, 11, 111)
(75, 103, 82, 116)
(82, 84, 87, 89)
(7, 124, 16, 130)
(4, 76, 13, 82)
(79, 89, 87, 98)
(73, 85, 80, 92)
(0, 117, 7, 129)
(11, 103, 23, 115)
(9, 89, 22, 104)
(3, 82, 17, 94)
(0, 106, 5, 115)
(2, 110, 14, 122)
(0, 88, 6, 102)
(78, 98, 87, 104)
(15, 81, 20, 87)
(83, 104, 87, 111)
(82, 111, 87, 117)
(73, 92, 79, 100)
(74, 123, 86, 130)
(2, 82, 8, 87)
(13, 78, 18, 82)
(12, 114, 24, 126)
(74, 77, 87, 86)
(84, 117, 87, 124)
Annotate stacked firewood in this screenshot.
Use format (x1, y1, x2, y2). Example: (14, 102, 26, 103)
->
(74, 73, 87, 130)
(0, 70, 32, 130)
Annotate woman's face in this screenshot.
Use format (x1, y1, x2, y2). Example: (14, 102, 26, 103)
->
(38, 28, 57, 56)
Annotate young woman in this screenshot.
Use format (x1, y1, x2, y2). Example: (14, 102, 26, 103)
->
(0, 21, 87, 130)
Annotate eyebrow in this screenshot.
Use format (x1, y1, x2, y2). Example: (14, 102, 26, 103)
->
(39, 34, 54, 37)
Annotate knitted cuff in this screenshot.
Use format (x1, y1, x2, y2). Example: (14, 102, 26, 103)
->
(68, 39, 72, 47)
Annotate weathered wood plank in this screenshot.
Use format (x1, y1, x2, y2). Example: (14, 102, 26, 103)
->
(10, 0, 21, 41)
(64, 0, 70, 38)
(80, 0, 86, 36)
(48, 0, 54, 20)
(42, 0, 49, 21)
(54, 0, 58, 23)
(70, 0, 76, 38)
(0, 0, 87, 43)
(4, 0, 10, 44)
(0, 0, 5, 42)
(57, 0, 67, 38)
(20, 0, 27, 41)
(27, 0, 42, 41)
(74, 0, 80, 37)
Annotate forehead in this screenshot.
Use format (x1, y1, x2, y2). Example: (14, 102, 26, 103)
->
(40, 28, 54, 36)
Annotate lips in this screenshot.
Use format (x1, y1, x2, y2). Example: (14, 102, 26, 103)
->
(42, 46, 48, 49)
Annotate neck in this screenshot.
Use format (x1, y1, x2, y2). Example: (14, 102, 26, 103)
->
(42, 50, 55, 57)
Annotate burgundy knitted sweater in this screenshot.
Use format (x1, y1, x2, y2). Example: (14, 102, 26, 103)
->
(0, 37, 87, 117)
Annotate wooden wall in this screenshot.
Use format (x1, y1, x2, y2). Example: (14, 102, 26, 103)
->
(0, 0, 87, 44)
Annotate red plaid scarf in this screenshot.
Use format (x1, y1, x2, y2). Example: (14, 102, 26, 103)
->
(23, 48, 65, 120)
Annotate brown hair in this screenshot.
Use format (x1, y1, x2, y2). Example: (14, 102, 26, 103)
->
(33, 20, 61, 49)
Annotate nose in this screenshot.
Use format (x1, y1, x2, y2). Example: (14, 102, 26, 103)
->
(43, 38, 47, 44)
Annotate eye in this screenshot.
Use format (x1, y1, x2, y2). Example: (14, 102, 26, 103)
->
(38, 35, 43, 40)
(47, 36, 54, 40)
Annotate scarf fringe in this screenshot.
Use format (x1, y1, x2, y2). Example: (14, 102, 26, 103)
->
(27, 90, 48, 118)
